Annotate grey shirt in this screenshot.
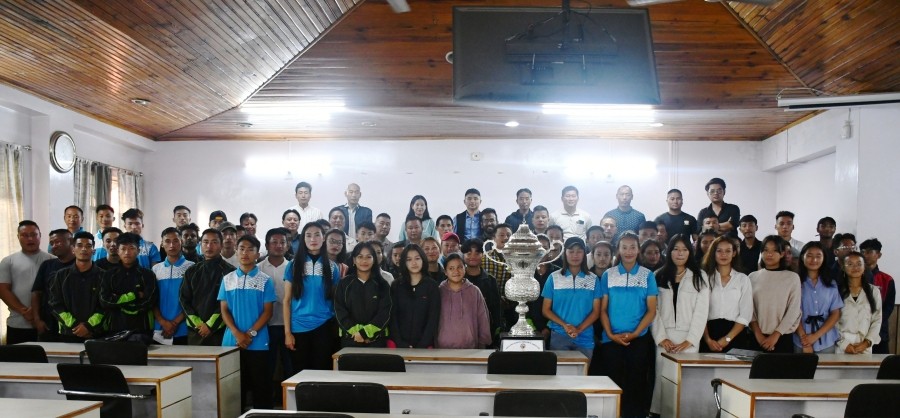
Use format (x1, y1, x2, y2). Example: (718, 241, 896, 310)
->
(0, 250, 56, 328)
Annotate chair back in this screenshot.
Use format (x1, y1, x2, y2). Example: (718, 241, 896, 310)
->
(0, 344, 48, 363)
(295, 381, 390, 414)
(748, 353, 817, 379)
(57, 363, 133, 418)
(337, 353, 406, 372)
(85, 340, 148, 366)
(494, 389, 587, 417)
(876, 355, 900, 379)
(487, 351, 558, 375)
(844, 383, 900, 418)
(245, 414, 353, 418)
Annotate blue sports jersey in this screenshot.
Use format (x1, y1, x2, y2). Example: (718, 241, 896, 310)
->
(541, 270, 602, 348)
(217, 266, 277, 351)
(151, 255, 193, 338)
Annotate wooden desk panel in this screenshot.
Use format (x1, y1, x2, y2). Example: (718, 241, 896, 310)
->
(24, 342, 239, 418)
(719, 378, 900, 418)
(332, 347, 589, 375)
(660, 353, 889, 418)
(0, 362, 191, 418)
(283, 370, 619, 416)
(0, 398, 102, 418)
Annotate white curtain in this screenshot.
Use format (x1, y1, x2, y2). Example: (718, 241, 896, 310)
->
(0, 143, 24, 343)
(74, 159, 112, 233)
(0, 143, 24, 257)
(116, 168, 143, 214)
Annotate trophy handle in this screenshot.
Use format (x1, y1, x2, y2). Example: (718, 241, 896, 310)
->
(482, 239, 504, 265)
(536, 235, 564, 267)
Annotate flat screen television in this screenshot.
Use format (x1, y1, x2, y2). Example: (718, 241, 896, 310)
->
(452, 7, 660, 105)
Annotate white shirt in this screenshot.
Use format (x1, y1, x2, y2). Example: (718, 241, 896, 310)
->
(550, 209, 591, 240)
(708, 270, 754, 326)
(837, 286, 882, 353)
(381, 270, 394, 285)
(288, 205, 323, 229)
(223, 253, 240, 268)
(258, 257, 289, 326)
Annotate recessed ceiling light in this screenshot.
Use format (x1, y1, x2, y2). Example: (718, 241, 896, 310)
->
(130, 98, 151, 106)
(649, 122, 664, 127)
(237, 122, 253, 128)
(361, 121, 378, 127)
(505, 121, 520, 127)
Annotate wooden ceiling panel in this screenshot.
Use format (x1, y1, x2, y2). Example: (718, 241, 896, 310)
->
(2, 0, 894, 142)
(0, 0, 361, 136)
(730, 0, 900, 96)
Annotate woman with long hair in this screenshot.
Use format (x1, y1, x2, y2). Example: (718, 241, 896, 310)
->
(748, 235, 801, 353)
(836, 252, 882, 354)
(650, 234, 709, 415)
(594, 232, 658, 418)
(282, 222, 340, 371)
(334, 242, 392, 348)
(794, 241, 843, 353)
(324, 228, 349, 277)
(436, 253, 492, 349)
(389, 244, 441, 348)
(398, 195, 440, 241)
(700, 236, 753, 352)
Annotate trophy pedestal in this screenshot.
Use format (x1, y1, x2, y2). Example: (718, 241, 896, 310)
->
(499, 333, 545, 352)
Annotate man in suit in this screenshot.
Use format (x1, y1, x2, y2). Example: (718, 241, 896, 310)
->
(336, 183, 372, 236)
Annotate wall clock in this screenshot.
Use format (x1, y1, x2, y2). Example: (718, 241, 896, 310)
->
(50, 131, 76, 173)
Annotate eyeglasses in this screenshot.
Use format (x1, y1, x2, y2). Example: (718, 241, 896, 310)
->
(837, 245, 857, 251)
(707, 189, 724, 195)
(327, 239, 343, 245)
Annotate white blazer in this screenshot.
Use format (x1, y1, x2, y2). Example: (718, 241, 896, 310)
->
(652, 270, 710, 348)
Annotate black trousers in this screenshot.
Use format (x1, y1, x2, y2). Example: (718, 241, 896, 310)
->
(289, 319, 338, 372)
(700, 318, 751, 352)
(6, 327, 38, 345)
(240, 349, 273, 409)
(595, 333, 654, 418)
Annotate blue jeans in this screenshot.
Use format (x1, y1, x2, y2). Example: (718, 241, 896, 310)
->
(549, 330, 593, 360)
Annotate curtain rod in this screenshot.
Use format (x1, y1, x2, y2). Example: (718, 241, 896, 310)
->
(0, 139, 31, 150)
(75, 156, 143, 177)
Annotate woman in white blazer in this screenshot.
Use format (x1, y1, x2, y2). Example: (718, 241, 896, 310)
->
(837, 251, 882, 354)
(650, 234, 710, 415)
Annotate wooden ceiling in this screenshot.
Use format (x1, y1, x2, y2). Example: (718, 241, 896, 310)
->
(1, 0, 897, 142)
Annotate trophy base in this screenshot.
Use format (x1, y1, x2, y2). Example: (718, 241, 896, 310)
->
(499, 333, 545, 352)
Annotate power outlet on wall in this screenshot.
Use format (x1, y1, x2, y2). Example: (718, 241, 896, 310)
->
(470, 152, 483, 161)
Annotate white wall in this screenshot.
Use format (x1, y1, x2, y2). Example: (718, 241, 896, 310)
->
(143, 139, 774, 241)
(766, 103, 900, 275)
(0, 84, 155, 241)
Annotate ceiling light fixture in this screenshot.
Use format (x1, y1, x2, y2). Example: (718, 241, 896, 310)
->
(777, 92, 900, 111)
(237, 122, 253, 128)
(542, 104, 657, 123)
(130, 98, 151, 106)
(505, 121, 520, 127)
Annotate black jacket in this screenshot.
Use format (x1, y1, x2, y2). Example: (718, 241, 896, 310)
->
(334, 274, 392, 341)
(99, 263, 158, 334)
(49, 264, 105, 338)
(180, 256, 236, 334)
(389, 276, 440, 348)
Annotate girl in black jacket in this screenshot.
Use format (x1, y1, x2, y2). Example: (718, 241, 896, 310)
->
(389, 244, 440, 348)
(334, 242, 392, 347)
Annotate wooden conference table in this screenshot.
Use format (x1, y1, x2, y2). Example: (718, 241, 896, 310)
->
(0, 362, 191, 417)
(283, 369, 621, 416)
(718, 378, 900, 418)
(0, 398, 103, 418)
(24, 342, 240, 418)
(659, 352, 889, 418)
(332, 347, 590, 375)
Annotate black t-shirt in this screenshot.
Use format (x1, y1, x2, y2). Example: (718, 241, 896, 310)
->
(655, 212, 698, 241)
(739, 239, 761, 274)
(697, 202, 741, 238)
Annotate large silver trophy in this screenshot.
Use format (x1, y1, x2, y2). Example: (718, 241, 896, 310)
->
(484, 223, 562, 349)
